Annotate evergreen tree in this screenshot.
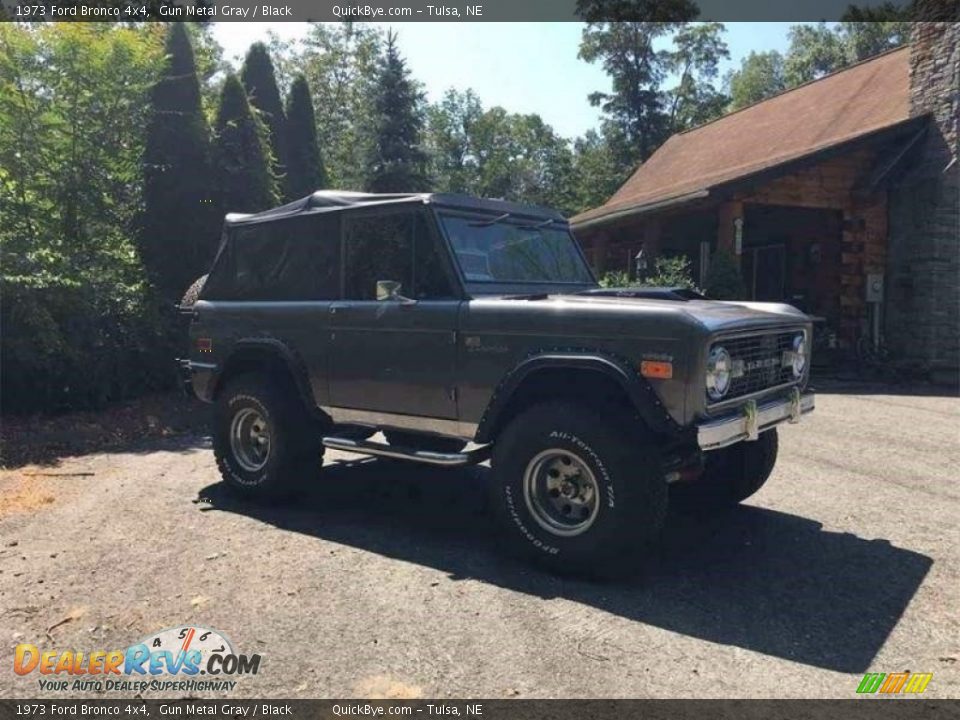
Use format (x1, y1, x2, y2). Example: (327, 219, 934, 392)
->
(214, 74, 279, 213)
(141, 23, 219, 299)
(241, 42, 287, 186)
(366, 32, 429, 193)
(284, 75, 327, 199)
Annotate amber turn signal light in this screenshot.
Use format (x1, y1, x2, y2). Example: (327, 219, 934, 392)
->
(640, 360, 673, 379)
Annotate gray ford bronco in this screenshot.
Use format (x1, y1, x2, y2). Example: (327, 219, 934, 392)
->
(181, 191, 814, 575)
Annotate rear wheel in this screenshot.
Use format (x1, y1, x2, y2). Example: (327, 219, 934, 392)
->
(384, 430, 467, 454)
(213, 373, 323, 500)
(490, 401, 667, 578)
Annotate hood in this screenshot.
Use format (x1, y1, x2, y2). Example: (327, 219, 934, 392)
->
(515, 293, 811, 335)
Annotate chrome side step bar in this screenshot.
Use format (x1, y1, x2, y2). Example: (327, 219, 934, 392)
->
(321, 436, 490, 467)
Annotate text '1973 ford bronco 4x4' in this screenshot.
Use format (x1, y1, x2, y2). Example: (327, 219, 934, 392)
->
(181, 190, 815, 576)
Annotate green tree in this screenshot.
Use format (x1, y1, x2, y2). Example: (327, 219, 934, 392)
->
(284, 74, 327, 199)
(838, 12, 911, 61)
(298, 23, 383, 190)
(1, 24, 174, 412)
(425, 88, 484, 195)
(727, 20, 908, 112)
(571, 128, 630, 213)
(185, 23, 228, 122)
(577, 9, 731, 166)
(783, 20, 908, 87)
(141, 23, 220, 300)
(214, 74, 279, 213)
(783, 22, 848, 86)
(241, 42, 287, 188)
(366, 31, 429, 192)
(667, 22, 730, 131)
(578, 21, 681, 166)
(424, 89, 578, 213)
(726, 50, 787, 110)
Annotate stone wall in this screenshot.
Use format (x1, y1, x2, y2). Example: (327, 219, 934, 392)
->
(886, 22, 960, 375)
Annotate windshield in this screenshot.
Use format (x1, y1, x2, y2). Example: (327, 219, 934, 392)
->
(439, 213, 594, 285)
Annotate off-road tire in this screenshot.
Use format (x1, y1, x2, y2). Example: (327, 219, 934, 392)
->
(675, 429, 778, 511)
(490, 402, 667, 578)
(384, 430, 467, 455)
(213, 373, 323, 500)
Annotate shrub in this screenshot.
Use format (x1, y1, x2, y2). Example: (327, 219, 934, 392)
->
(599, 254, 699, 291)
(704, 248, 747, 300)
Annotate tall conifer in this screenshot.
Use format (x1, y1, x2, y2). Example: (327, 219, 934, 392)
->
(366, 32, 429, 192)
(284, 75, 326, 199)
(241, 43, 287, 186)
(141, 24, 219, 298)
(214, 74, 279, 213)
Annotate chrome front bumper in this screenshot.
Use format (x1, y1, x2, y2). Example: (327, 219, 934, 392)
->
(697, 389, 815, 451)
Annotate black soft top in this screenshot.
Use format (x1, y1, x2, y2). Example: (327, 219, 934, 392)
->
(223, 190, 566, 227)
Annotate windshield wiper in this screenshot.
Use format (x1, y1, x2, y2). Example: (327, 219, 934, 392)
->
(517, 218, 556, 230)
(468, 212, 511, 227)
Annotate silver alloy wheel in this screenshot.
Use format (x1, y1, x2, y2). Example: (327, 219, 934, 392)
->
(229, 407, 271, 473)
(522, 448, 600, 537)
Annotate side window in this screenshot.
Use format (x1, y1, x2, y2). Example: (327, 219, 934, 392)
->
(291, 214, 340, 300)
(208, 214, 340, 300)
(413, 213, 455, 299)
(343, 212, 414, 300)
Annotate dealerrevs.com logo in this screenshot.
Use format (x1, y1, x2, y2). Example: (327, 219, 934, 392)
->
(857, 672, 933, 695)
(14, 626, 261, 693)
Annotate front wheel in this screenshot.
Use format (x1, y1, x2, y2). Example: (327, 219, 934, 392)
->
(213, 374, 323, 500)
(490, 402, 667, 578)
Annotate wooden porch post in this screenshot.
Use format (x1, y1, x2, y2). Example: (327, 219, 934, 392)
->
(717, 200, 744, 265)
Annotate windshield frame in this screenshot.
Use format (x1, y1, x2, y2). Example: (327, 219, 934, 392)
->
(432, 207, 598, 296)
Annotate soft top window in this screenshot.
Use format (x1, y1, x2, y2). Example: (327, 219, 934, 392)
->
(201, 214, 340, 301)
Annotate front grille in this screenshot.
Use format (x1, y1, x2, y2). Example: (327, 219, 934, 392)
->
(712, 331, 801, 403)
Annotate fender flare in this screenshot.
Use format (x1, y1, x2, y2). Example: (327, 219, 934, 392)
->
(213, 338, 320, 418)
(474, 351, 680, 444)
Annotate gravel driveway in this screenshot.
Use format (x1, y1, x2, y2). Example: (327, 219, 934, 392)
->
(1, 383, 957, 699)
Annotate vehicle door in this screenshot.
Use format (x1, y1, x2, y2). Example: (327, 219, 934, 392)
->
(327, 206, 461, 420)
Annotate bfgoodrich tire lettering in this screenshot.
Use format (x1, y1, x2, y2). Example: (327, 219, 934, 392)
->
(490, 402, 667, 577)
(213, 373, 322, 500)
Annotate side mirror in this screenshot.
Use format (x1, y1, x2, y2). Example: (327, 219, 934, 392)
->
(376, 280, 401, 301)
(376, 280, 417, 305)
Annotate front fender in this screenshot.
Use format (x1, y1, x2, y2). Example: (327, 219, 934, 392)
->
(474, 351, 681, 444)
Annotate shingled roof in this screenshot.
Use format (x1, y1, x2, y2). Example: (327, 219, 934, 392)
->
(572, 46, 913, 229)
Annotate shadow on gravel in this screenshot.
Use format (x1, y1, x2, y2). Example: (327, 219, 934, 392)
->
(0, 393, 211, 469)
(198, 459, 932, 674)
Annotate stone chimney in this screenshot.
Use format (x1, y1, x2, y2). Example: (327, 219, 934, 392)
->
(885, 22, 959, 377)
(909, 22, 959, 172)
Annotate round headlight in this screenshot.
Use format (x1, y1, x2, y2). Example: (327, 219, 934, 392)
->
(791, 334, 807, 378)
(706, 346, 732, 401)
